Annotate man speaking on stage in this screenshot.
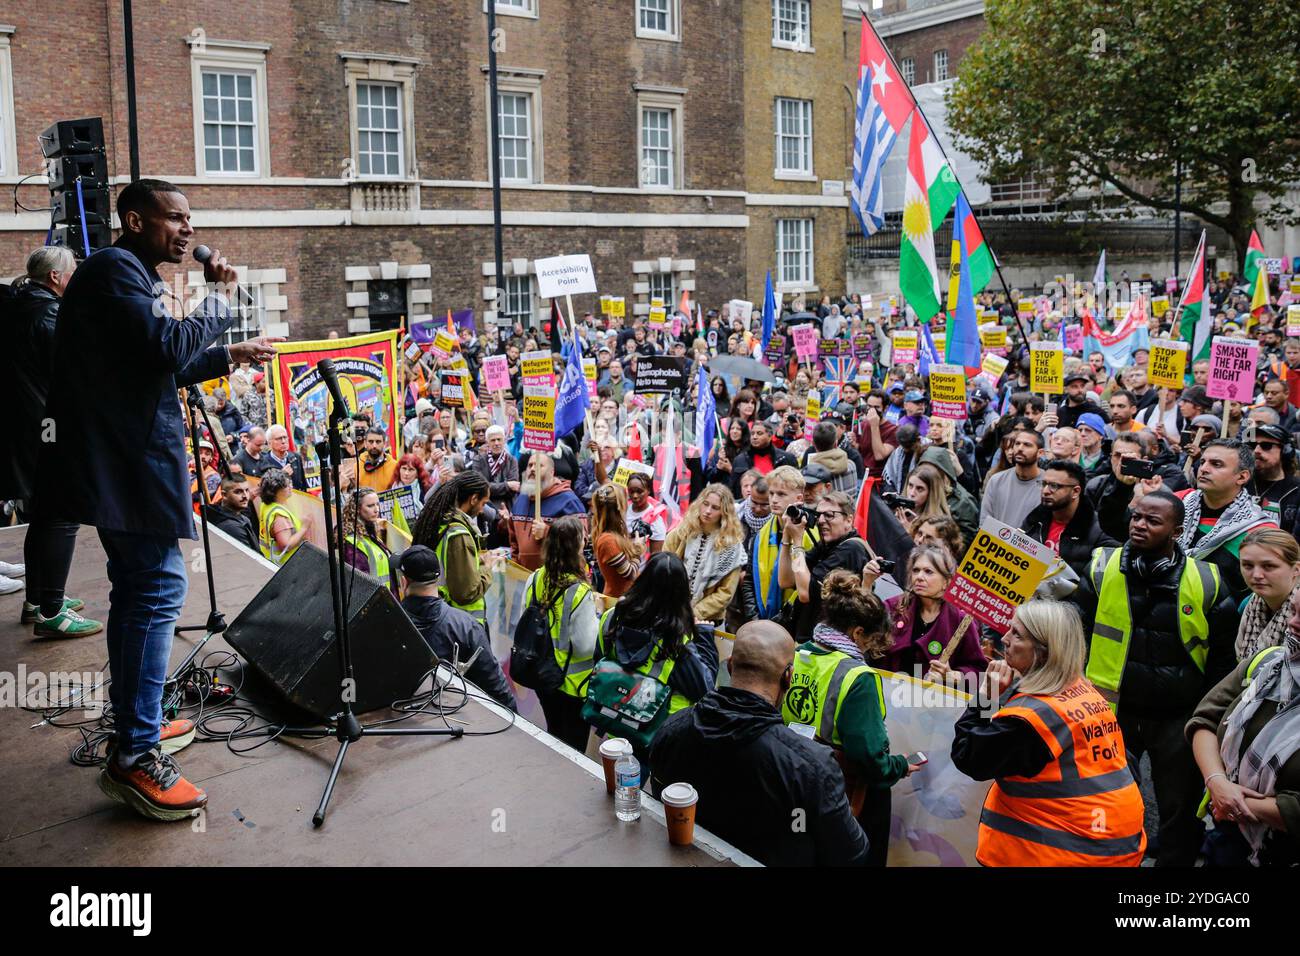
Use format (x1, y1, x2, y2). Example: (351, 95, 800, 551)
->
(37, 179, 280, 821)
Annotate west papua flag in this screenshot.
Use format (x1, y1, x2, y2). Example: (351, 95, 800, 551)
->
(1081, 300, 1150, 372)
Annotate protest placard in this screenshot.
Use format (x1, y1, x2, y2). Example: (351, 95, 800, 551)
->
(979, 324, 1007, 352)
(1206, 336, 1259, 403)
(431, 328, 458, 360)
(931, 330, 946, 356)
(609, 297, 626, 318)
(482, 353, 511, 393)
(1029, 341, 1064, 394)
(612, 458, 655, 487)
(728, 299, 753, 328)
(376, 485, 419, 528)
(635, 355, 686, 394)
(891, 329, 918, 365)
(1016, 298, 1034, 317)
(981, 352, 1009, 381)
(928, 365, 967, 420)
(522, 384, 557, 452)
(583, 357, 598, 398)
(1064, 325, 1083, 354)
(855, 361, 874, 385)
(534, 254, 597, 299)
(764, 333, 787, 367)
(1151, 296, 1170, 318)
(791, 323, 819, 360)
(852, 332, 874, 363)
(804, 392, 821, 441)
(649, 300, 667, 329)
(1286, 304, 1300, 337)
(1147, 340, 1189, 390)
(1290, 278, 1300, 297)
(887, 295, 898, 317)
(440, 372, 468, 408)
(944, 518, 1054, 634)
(520, 349, 555, 386)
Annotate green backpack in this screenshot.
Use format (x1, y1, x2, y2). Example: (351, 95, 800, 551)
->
(581, 620, 674, 750)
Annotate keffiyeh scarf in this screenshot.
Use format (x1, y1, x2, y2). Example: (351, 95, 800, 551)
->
(1235, 584, 1300, 661)
(682, 532, 745, 604)
(1179, 489, 1268, 558)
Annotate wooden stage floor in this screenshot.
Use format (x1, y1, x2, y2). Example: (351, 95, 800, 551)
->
(0, 525, 750, 867)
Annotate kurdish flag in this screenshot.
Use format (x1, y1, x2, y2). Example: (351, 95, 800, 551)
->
(900, 110, 942, 323)
(924, 128, 959, 231)
(1243, 229, 1266, 289)
(1175, 229, 1212, 363)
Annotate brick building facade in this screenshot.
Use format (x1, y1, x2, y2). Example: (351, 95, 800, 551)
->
(0, 1, 859, 342)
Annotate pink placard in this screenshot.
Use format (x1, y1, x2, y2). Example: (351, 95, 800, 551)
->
(482, 353, 511, 393)
(1206, 336, 1258, 403)
(791, 323, 819, 360)
(1064, 325, 1083, 354)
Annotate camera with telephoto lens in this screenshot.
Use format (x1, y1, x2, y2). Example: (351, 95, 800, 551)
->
(785, 504, 818, 525)
(882, 492, 916, 511)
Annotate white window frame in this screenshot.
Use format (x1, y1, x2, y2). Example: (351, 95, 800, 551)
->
(934, 49, 949, 82)
(342, 53, 419, 182)
(900, 56, 915, 86)
(0, 27, 16, 177)
(188, 38, 272, 179)
(635, 88, 683, 191)
(773, 97, 813, 180)
(486, 0, 538, 19)
(354, 81, 405, 179)
(501, 274, 534, 323)
(648, 271, 676, 307)
(636, 0, 680, 42)
(486, 71, 544, 185)
(771, 0, 813, 52)
(221, 284, 267, 347)
(776, 218, 814, 290)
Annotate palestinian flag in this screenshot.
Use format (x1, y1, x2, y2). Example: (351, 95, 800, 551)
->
(1243, 229, 1266, 289)
(1176, 229, 1212, 363)
(899, 110, 942, 323)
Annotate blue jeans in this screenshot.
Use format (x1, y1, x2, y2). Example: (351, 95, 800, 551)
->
(98, 530, 188, 757)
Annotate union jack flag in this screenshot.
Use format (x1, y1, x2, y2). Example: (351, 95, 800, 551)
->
(820, 356, 859, 408)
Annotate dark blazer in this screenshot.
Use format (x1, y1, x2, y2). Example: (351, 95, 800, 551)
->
(0, 281, 60, 499)
(37, 244, 233, 539)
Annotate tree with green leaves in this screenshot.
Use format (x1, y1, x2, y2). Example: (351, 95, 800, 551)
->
(947, 0, 1300, 270)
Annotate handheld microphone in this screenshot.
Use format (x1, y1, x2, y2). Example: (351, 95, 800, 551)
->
(317, 358, 352, 420)
(193, 245, 255, 308)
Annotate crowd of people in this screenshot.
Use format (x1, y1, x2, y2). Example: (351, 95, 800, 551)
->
(3, 184, 1300, 867)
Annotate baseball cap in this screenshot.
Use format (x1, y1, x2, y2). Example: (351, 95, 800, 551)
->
(886, 382, 905, 394)
(802, 462, 833, 486)
(970, 386, 994, 403)
(903, 390, 926, 403)
(1076, 412, 1109, 439)
(199, 439, 214, 451)
(1065, 369, 1091, 384)
(397, 545, 441, 584)
(1248, 423, 1290, 446)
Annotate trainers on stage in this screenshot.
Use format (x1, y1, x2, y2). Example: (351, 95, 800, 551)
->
(160, 718, 197, 755)
(98, 749, 207, 821)
(21, 597, 85, 624)
(34, 607, 104, 638)
(0, 560, 25, 578)
(0, 575, 21, 595)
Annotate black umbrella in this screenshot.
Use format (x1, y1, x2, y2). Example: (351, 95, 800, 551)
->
(707, 355, 775, 383)
(782, 310, 821, 328)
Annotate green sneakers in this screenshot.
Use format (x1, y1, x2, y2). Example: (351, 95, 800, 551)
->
(34, 607, 104, 638)
(21, 596, 85, 624)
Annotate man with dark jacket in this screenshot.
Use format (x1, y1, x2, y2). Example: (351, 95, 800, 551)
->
(1022, 459, 1118, 582)
(729, 420, 796, 496)
(397, 546, 517, 711)
(1, 247, 100, 635)
(204, 475, 259, 552)
(1069, 491, 1237, 866)
(649, 621, 869, 866)
(38, 179, 281, 821)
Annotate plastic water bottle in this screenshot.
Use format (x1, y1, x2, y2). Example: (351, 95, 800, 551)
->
(614, 753, 642, 822)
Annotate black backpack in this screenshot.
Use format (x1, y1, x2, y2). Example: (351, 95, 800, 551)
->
(509, 575, 567, 692)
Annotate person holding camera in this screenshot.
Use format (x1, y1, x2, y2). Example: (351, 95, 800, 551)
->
(728, 420, 796, 497)
(778, 490, 871, 640)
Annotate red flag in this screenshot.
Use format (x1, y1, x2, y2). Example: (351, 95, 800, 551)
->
(627, 422, 643, 462)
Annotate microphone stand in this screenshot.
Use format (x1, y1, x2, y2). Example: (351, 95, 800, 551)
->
(164, 386, 231, 710)
(286, 400, 463, 829)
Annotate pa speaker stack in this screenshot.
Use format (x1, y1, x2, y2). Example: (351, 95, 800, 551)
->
(40, 117, 111, 258)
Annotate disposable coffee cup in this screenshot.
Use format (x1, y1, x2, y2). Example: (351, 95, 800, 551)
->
(599, 738, 630, 795)
(660, 782, 698, 846)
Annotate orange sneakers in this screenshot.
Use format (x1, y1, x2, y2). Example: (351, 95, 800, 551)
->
(98, 749, 207, 821)
(159, 718, 196, 754)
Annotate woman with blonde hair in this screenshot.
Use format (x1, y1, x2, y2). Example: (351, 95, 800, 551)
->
(952, 600, 1148, 867)
(590, 483, 642, 599)
(1234, 528, 1300, 662)
(664, 482, 747, 624)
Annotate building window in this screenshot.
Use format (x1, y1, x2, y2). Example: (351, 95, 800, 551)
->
(222, 285, 267, 347)
(493, 0, 536, 16)
(774, 98, 813, 177)
(0, 28, 15, 177)
(501, 274, 534, 322)
(199, 70, 258, 174)
(776, 218, 814, 287)
(934, 49, 949, 82)
(367, 278, 407, 332)
(355, 82, 404, 178)
(648, 271, 676, 306)
(637, 0, 679, 40)
(189, 38, 271, 178)
(772, 0, 812, 49)
(641, 109, 673, 188)
(900, 57, 915, 86)
(498, 91, 534, 183)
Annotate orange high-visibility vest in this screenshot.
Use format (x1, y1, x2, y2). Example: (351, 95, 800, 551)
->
(977, 678, 1147, 867)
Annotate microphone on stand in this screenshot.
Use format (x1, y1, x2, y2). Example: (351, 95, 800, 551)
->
(317, 358, 353, 422)
(193, 244, 256, 309)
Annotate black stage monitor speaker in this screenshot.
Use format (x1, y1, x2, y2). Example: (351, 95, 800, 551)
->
(39, 117, 106, 158)
(52, 187, 111, 225)
(225, 544, 435, 721)
(50, 222, 112, 255)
